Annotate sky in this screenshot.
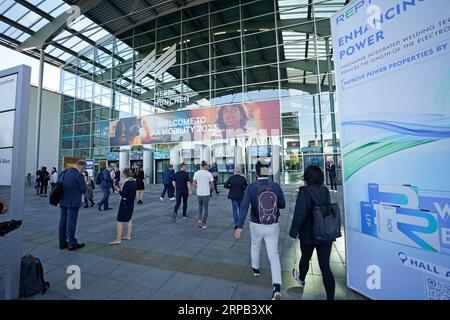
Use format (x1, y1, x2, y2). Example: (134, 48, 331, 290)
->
(0, 46, 61, 92)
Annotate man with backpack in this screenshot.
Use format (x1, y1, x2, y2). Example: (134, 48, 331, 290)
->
(234, 161, 286, 300)
(96, 165, 114, 211)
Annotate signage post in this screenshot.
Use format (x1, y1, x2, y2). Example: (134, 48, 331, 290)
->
(0, 65, 31, 300)
(331, 0, 450, 299)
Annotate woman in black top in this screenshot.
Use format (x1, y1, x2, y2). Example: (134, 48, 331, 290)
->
(289, 165, 336, 300)
(39, 167, 50, 197)
(134, 167, 145, 204)
(224, 167, 248, 229)
(110, 168, 137, 245)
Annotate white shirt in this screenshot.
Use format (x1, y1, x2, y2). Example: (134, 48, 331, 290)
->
(50, 172, 58, 184)
(193, 170, 214, 196)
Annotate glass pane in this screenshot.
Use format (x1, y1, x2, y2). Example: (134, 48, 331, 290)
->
(0, 111, 15, 148)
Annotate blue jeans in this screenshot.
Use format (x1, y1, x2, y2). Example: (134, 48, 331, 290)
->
(98, 187, 110, 209)
(329, 175, 337, 191)
(59, 206, 80, 248)
(231, 200, 241, 227)
(174, 191, 188, 216)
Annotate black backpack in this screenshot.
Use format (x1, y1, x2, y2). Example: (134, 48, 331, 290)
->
(20, 254, 50, 297)
(49, 170, 66, 206)
(305, 186, 342, 242)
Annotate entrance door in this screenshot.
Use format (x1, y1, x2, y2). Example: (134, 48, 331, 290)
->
(130, 160, 143, 171)
(155, 159, 170, 184)
(95, 160, 107, 176)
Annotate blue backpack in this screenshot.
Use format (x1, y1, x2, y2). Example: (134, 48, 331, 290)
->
(257, 182, 278, 224)
(95, 172, 103, 185)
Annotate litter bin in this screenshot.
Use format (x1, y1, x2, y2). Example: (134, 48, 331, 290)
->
(26, 173, 31, 186)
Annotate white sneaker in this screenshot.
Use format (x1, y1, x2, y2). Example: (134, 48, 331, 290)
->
(170, 197, 176, 201)
(272, 291, 282, 300)
(334, 190, 338, 193)
(160, 197, 164, 201)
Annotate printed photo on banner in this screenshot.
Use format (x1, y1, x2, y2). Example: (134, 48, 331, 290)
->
(109, 99, 281, 146)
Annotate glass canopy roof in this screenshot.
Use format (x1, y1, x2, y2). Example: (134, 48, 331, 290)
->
(0, 0, 350, 103)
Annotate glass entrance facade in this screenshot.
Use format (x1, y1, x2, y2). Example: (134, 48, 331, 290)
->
(59, 0, 344, 185)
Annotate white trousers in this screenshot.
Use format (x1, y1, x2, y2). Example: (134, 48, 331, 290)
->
(250, 222, 282, 285)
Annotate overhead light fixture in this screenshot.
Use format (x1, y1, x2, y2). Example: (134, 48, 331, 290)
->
(259, 28, 270, 31)
(214, 31, 226, 35)
(163, 46, 170, 51)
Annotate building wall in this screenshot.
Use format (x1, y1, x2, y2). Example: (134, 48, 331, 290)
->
(58, 0, 342, 185)
(26, 85, 61, 178)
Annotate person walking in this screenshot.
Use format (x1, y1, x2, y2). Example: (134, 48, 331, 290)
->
(326, 160, 337, 192)
(114, 167, 121, 189)
(134, 167, 145, 204)
(110, 167, 116, 194)
(193, 161, 214, 229)
(97, 165, 114, 211)
(160, 164, 175, 201)
(235, 162, 286, 300)
(49, 167, 58, 191)
(35, 167, 42, 196)
(110, 168, 137, 245)
(83, 171, 95, 208)
(209, 163, 220, 196)
(58, 160, 87, 251)
(224, 167, 248, 230)
(39, 166, 50, 197)
(289, 165, 336, 300)
(172, 163, 192, 223)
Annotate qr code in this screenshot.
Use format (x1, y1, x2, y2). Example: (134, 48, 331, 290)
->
(425, 277, 450, 300)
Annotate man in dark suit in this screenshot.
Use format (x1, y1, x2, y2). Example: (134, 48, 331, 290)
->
(326, 160, 337, 192)
(224, 167, 248, 229)
(58, 160, 87, 251)
(97, 165, 114, 211)
(160, 164, 175, 201)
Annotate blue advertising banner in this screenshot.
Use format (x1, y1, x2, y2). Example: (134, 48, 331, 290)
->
(331, 0, 450, 299)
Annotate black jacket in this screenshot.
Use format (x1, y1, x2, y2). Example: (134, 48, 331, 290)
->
(118, 180, 137, 213)
(326, 164, 336, 177)
(224, 174, 248, 201)
(289, 184, 332, 244)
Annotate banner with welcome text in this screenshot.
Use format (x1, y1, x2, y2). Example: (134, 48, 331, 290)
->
(109, 100, 280, 146)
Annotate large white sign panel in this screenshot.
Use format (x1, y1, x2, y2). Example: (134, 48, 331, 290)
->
(0, 74, 17, 112)
(0, 148, 12, 186)
(331, 0, 450, 299)
(0, 111, 15, 149)
(0, 65, 31, 300)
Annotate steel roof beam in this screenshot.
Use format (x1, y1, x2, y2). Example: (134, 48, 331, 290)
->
(18, 0, 106, 50)
(114, 0, 210, 37)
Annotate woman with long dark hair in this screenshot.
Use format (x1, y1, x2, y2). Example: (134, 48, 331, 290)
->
(112, 117, 141, 146)
(134, 167, 145, 204)
(39, 166, 50, 197)
(289, 165, 336, 300)
(83, 171, 95, 208)
(216, 104, 250, 139)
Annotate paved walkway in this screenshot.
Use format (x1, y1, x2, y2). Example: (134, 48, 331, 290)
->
(1, 184, 364, 300)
